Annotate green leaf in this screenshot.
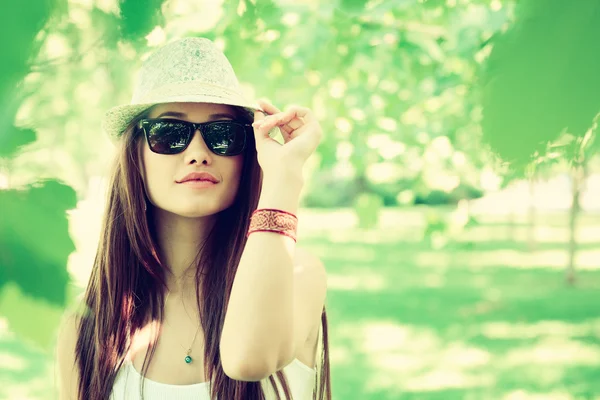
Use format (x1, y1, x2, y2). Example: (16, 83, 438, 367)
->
(118, 0, 167, 43)
(481, 0, 600, 170)
(0, 180, 76, 307)
(0, 126, 37, 158)
(0, 282, 64, 353)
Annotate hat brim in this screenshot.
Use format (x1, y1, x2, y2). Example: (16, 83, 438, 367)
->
(101, 95, 259, 141)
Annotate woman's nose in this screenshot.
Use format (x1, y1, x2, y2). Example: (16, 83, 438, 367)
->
(184, 129, 213, 163)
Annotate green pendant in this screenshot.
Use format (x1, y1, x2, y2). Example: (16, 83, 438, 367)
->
(185, 355, 193, 364)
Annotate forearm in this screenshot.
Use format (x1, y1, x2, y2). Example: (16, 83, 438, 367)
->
(220, 173, 304, 378)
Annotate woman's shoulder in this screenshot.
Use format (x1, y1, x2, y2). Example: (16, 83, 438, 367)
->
(55, 294, 85, 399)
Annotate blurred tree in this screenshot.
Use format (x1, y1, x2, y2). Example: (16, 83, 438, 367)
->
(0, 0, 169, 351)
(0, 0, 59, 155)
(7, 0, 516, 211)
(481, 0, 600, 284)
(0, 181, 77, 349)
(0, 0, 74, 351)
(0, 180, 76, 304)
(119, 0, 167, 44)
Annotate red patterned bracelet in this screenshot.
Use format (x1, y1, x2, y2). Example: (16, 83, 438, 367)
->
(247, 208, 298, 242)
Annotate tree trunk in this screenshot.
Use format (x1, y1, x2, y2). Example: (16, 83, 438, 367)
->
(527, 177, 536, 251)
(566, 161, 587, 285)
(508, 211, 516, 241)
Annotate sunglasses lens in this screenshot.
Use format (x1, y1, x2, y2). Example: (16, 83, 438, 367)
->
(143, 120, 248, 155)
(203, 122, 247, 156)
(146, 121, 191, 154)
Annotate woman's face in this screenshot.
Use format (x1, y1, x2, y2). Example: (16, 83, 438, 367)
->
(139, 102, 246, 218)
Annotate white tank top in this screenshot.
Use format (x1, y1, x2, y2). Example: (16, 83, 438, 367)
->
(110, 322, 323, 400)
(109, 357, 317, 400)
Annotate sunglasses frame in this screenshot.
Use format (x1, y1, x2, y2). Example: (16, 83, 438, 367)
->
(138, 118, 253, 156)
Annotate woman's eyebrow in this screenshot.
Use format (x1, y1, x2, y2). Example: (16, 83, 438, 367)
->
(156, 111, 187, 118)
(207, 113, 236, 120)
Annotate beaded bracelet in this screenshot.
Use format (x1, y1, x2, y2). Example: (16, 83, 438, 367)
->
(247, 208, 298, 242)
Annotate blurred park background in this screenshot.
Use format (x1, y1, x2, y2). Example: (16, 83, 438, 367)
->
(1, 0, 600, 399)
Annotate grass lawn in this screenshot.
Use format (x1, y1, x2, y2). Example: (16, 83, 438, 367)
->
(1, 207, 600, 399)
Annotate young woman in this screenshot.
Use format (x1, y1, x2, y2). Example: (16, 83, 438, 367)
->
(56, 37, 331, 400)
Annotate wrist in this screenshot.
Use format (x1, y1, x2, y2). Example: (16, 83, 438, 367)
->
(257, 176, 303, 215)
(262, 164, 304, 187)
(247, 208, 298, 242)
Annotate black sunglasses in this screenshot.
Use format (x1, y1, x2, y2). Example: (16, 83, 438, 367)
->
(138, 118, 252, 156)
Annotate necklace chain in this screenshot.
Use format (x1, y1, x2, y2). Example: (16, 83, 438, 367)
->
(164, 290, 202, 364)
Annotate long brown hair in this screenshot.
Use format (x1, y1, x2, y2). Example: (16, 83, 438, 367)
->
(74, 105, 331, 399)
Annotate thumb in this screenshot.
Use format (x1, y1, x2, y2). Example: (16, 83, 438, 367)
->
(252, 109, 269, 141)
(253, 109, 266, 123)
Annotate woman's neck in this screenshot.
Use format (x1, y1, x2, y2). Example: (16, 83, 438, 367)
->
(151, 207, 217, 294)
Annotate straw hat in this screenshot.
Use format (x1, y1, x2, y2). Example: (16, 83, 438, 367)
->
(101, 37, 265, 140)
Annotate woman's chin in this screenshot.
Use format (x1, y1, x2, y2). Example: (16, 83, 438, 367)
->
(150, 205, 214, 219)
(176, 205, 223, 219)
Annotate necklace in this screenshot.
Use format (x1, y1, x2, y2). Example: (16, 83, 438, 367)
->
(164, 290, 202, 364)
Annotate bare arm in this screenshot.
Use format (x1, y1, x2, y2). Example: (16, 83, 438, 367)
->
(220, 174, 302, 380)
(220, 101, 326, 381)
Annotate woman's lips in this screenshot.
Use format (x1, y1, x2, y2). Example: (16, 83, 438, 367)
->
(179, 180, 217, 188)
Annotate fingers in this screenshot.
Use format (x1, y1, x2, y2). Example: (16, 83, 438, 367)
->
(258, 100, 293, 135)
(261, 105, 315, 129)
(258, 99, 314, 122)
(285, 105, 315, 123)
(258, 99, 281, 115)
(253, 101, 318, 142)
(253, 113, 293, 139)
(252, 113, 283, 135)
(257, 100, 295, 136)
